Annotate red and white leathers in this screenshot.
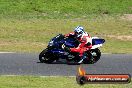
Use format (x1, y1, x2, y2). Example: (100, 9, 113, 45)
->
(65, 32, 92, 57)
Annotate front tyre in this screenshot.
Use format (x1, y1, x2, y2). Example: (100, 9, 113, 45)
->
(39, 49, 55, 63)
(83, 48, 101, 64)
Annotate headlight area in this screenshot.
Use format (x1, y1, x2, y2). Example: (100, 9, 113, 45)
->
(48, 40, 54, 46)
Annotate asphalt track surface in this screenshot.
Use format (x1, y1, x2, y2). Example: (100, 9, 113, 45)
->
(0, 53, 132, 76)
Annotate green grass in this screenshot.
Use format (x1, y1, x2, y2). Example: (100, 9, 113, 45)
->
(0, 1, 131, 88)
(0, 0, 132, 53)
(0, 76, 131, 88)
(101, 38, 132, 54)
(0, 18, 132, 53)
(0, 0, 132, 19)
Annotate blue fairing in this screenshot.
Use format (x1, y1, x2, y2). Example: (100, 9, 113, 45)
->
(48, 49, 67, 59)
(49, 49, 65, 54)
(47, 34, 78, 59)
(92, 39, 105, 45)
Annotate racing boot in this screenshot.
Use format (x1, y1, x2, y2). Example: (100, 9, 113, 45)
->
(78, 54, 87, 64)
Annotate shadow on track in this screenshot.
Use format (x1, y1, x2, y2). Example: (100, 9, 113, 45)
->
(37, 60, 81, 65)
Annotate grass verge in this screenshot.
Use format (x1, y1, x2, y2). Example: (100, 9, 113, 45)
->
(0, 18, 132, 53)
(0, 0, 131, 19)
(0, 76, 131, 88)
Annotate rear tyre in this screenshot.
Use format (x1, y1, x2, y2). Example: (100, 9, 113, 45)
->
(39, 49, 55, 63)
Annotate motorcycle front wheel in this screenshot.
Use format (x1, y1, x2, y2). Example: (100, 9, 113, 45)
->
(83, 48, 101, 64)
(90, 48, 101, 63)
(39, 49, 55, 63)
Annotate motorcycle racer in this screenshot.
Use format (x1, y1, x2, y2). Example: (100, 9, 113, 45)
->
(62, 26, 92, 63)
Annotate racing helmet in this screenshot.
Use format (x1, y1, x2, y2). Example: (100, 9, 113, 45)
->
(74, 26, 84, 38)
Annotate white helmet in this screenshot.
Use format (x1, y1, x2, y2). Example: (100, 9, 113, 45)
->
(74, 26, 84, 38)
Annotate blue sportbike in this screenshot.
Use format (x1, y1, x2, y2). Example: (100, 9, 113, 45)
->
(39, 34, 105, 64)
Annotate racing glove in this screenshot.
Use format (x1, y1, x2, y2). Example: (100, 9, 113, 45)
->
(62, 44, 70, 52)
(87, 42, 91, 46)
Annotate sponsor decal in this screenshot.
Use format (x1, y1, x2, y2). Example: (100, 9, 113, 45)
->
(76, 66, 131, 85)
